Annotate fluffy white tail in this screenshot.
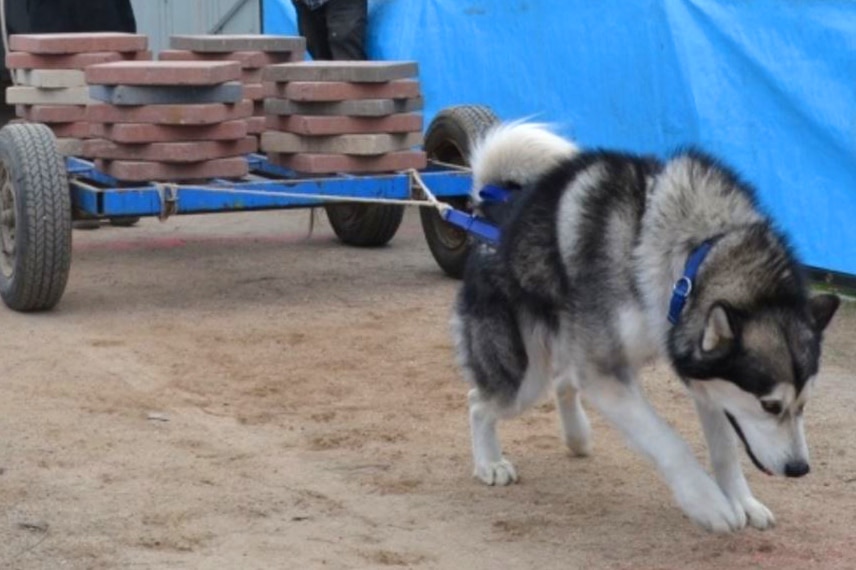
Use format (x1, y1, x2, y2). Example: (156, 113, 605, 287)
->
(468, 121, 579, 204)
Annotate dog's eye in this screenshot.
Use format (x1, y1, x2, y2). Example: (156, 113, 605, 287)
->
(760, 401, 783, 415)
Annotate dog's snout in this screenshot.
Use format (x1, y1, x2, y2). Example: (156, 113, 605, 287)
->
(784, 461, 810, 478)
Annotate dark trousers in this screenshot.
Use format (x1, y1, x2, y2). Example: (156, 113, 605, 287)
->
(293, 0, 367, 61)
(25, 0, 136, 33)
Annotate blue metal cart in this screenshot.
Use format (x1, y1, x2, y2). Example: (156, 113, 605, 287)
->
(0, 104, 499, 312)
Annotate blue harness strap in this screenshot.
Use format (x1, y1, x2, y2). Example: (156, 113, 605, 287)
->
(435, 184, 511, 245)
(667, 239, 717, 325)
(478, 184, 512, 203)
(442, 208, 501, 244)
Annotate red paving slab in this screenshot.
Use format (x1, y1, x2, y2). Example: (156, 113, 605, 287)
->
(85, 136, 257, 162)
(158, 49, 294, 69)
(246, 116, 266, 135)
(241, 68, 263, 83)
(16, 104, 86, 123)
(89, 120, 248, 143)
(95, 156, 249, 181)
(86, 100, 253, 125)
(269, 150, 427, 173)
(9, 33, 147, 54)
(5, 50, 151, 69)
(243, 83, 264, 101)
(49, 121, 91, 138)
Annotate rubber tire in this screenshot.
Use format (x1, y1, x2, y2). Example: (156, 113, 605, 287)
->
(109, 216, 140, 227)
(325, 201, 405, 247)
(0, 123, 71, 312)
(420, 105, 499, 278)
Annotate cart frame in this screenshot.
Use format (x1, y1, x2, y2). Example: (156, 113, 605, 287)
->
(67, 154, 472, 220)
(0, 104, 499, 312)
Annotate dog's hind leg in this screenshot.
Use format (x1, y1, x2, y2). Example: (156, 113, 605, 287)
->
(469, 362, 551, 485)
(554, 376, 592, 457)
(552, 320, 592, 456)
(467, 318, 553, 486)
(468, 388, 518, 485)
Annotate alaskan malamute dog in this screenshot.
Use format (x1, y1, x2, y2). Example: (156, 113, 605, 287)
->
(452, 122, 840, 532)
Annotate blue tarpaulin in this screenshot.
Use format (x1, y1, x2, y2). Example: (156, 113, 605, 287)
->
(263, 0, 856, 276)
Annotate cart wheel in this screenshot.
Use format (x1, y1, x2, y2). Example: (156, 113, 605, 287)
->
(0, 123, 71, 312)
(420, 105, 499, 278)
(325, 202, 404, 247)
(109, 216, 140, 227)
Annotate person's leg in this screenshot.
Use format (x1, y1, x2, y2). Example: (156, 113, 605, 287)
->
(117, 0, 137, 33)
(64, 0, 134, 33)
(26, 0, 72, 33)
(324, 0, 367, 60)
(293, 1, 332, 60)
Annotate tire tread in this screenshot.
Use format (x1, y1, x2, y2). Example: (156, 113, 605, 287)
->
(420, 105, 499, 278)
(0, 123, 71, 311)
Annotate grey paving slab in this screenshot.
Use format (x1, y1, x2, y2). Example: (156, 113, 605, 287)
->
(262, 61, 418, 83)
(170, 35, 305, 53)
(88, 82, 244, 105)
(260, 131, 423, 155)
(264, 96, 423, 117)
(6, 85, 94, 105)
(12, 69, 86, 88)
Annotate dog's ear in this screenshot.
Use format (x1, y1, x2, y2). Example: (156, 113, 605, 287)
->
(808, 293, 840, 333)
(701, 303, 737, 353)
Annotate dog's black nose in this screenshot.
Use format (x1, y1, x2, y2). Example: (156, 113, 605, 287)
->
(784, 461, 810, 478)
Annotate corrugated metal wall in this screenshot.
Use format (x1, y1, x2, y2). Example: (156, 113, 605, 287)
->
(130, 0, 262, 55)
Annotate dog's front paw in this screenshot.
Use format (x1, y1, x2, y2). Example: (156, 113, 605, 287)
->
(731, 495, 775, 530)
(474, 458, 518, 486)
(674, 475, 743, 533)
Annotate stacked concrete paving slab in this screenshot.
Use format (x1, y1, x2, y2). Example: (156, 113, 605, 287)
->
(260, 61, 427, 174)
(161, 35, 306, 137)
(84, 60, 256, 181)
(5, 32, 150, 155)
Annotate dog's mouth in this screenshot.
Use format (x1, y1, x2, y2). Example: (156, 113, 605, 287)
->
(724, 412, 773, 476)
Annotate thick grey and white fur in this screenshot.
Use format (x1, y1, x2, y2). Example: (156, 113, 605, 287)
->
(452, 122, 840, 532)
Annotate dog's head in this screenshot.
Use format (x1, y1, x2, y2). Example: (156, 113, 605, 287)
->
(671, 293, 840, 477)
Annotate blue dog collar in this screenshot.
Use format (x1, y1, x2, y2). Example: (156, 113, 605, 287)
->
(667, 239, 717, 325)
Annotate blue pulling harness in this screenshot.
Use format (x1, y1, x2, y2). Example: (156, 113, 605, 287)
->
(439, 184, 509, 245)
(442, 184, 715, 325)
(441, 209, 502, 244)
(476, 184, 513, 204)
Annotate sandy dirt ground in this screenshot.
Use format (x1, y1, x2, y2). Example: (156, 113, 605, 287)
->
(0, 209, 853, 570)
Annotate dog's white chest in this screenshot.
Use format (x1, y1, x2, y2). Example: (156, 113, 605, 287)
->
(617, 305, 661, 366)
